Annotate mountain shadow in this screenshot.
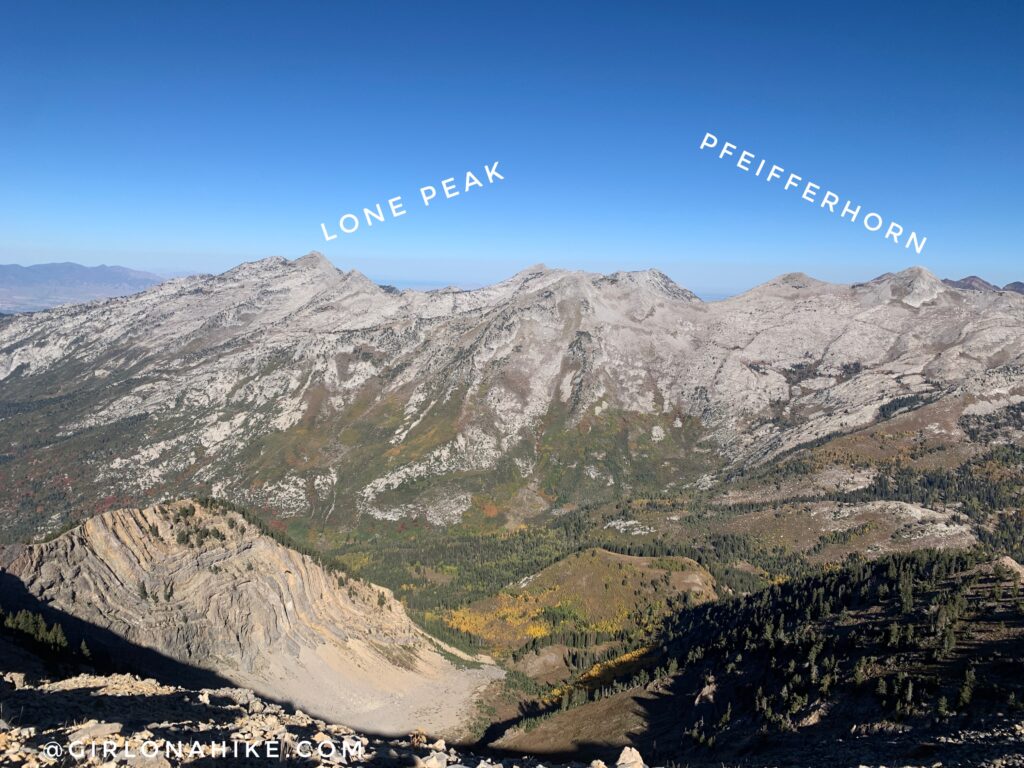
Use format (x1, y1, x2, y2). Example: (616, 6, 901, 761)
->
(0, 569, 232, 691)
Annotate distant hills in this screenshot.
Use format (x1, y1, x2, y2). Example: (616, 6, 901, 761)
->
(942, 275, 1024, 294)
(0, 262, 163, 313)
(1, 261, 1020, 314)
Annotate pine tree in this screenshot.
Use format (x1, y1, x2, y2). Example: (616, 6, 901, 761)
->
(958, 666, 976, 709)
(48, 622, 68, 651)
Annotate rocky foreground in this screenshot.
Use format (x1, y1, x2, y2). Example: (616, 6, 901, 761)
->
(0, 632, 605, 768)
(4, 654, 1024, 768)
(1, 660, 462, 767)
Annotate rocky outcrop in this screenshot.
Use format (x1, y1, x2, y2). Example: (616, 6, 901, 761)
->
(0, 646, 528, 767)
(0, 500, 500, 736)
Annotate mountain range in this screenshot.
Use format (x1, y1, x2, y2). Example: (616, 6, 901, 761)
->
(943, 275, 1024, 294)
(1, 253, 1022, 541)
(3, 254, 1024, 765)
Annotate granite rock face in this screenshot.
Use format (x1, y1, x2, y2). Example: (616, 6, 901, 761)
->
(1, 256, 1023, 530)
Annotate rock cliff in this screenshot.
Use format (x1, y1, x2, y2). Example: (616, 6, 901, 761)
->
(0, 500, 500, 736)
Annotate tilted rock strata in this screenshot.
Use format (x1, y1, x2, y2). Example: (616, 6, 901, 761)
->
(0, 501, 500, 736)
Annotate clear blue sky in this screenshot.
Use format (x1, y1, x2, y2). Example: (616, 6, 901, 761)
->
(1, 1, 1021, 295)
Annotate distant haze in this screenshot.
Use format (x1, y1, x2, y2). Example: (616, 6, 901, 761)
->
(0, 262, 163, 313)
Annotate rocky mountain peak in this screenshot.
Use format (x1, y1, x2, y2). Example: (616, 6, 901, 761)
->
(495, 263, 561, 294)
(292, 250, 339, 273)
(943, 275, 1001, 292)
(891, 265, 944, 284)
(492, 264, 700, 305)
(602, 268, 701, 302)
(514, 262, 550, 277)
(751, 272, 831, 295)
(778, 271, 823, 286)
(861, 265, 948, 307)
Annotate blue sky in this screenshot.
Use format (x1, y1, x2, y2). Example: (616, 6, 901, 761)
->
(1, 1, 1021, 295)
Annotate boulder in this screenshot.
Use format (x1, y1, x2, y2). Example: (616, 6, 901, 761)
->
(71, 720, 123, 741)
(615, 746, 646, 768)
